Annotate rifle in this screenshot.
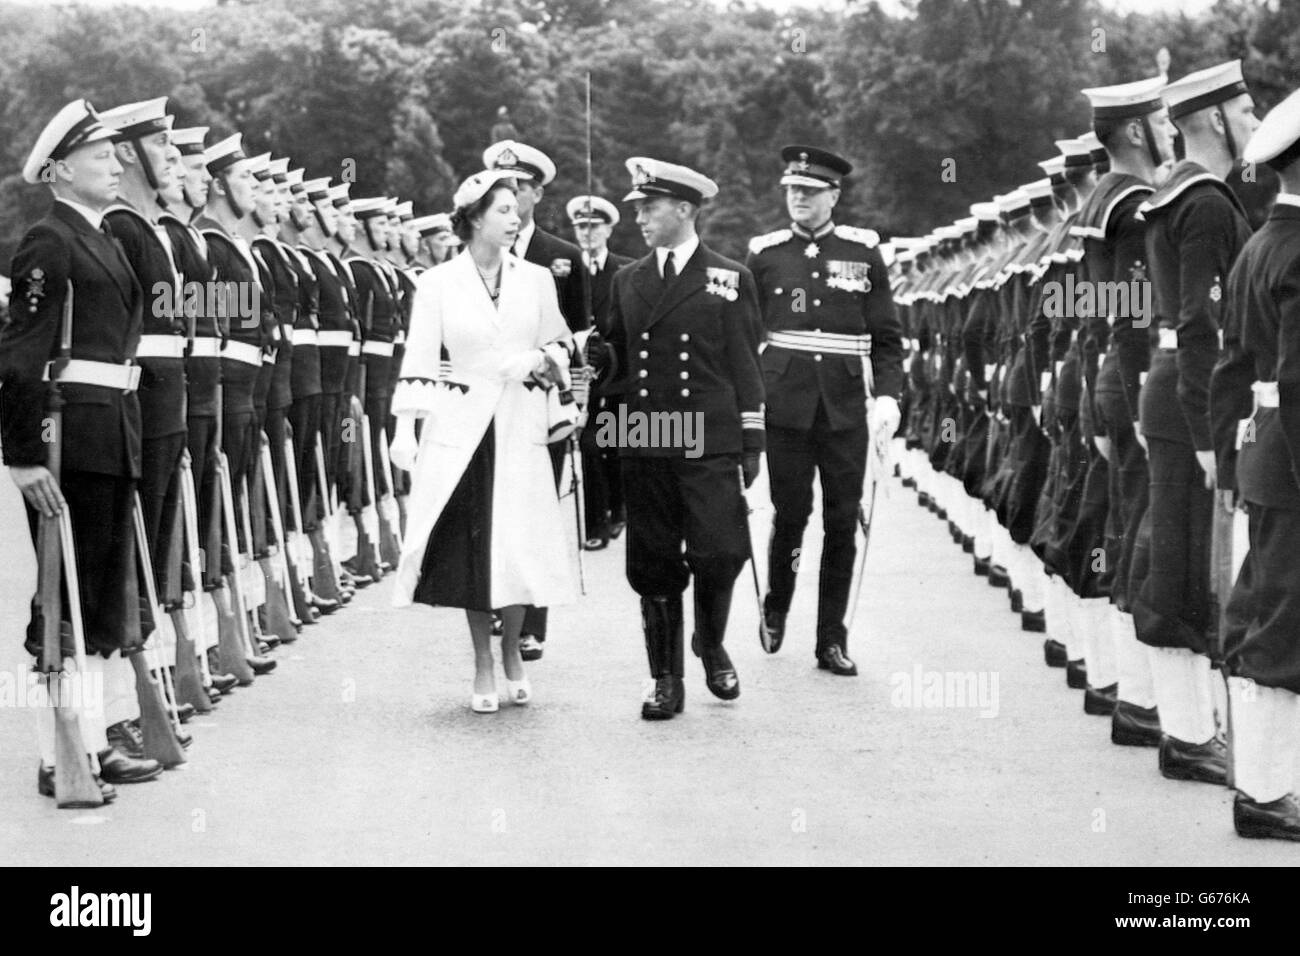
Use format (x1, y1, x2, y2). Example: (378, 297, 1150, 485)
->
(130, 493, 187, 767)
(313, 439, 347, 594)
(237, 473, 273, 647)
(217, 451, 264, 666)
(179, 455, 221, 696)
(259, 435, 304, 636)
(1209, 488, 1237, 788)
(166, 463, 211, 713)
(281, 425, 319, 621)
(376, 424, 403, 567)
(41, 279, 103, 807)
(212, 451, 256, 684)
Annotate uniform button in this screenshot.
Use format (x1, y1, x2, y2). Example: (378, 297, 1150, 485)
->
(639, 369, 648, 378)
(813, 328, 821, 333)
(774, 287, 783, 295)
(811, 271, 819, 279)
(639, 350, 648, 358)
(681, 388, 690, 397)
(680, 371, 689, 379)
(680, 333, 689, 342)
(679, 352, 688, 360)
(814, 354, 823, 362)
(813, 299, 821, 307)
(641, 332, 650, 341)
(639, 388, 648, 397)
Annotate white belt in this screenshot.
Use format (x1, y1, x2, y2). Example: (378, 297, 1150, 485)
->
(292, 327, 318, 346)
(362, 340, 395, 357)
(394, 331, 406, 345)
(1158, 327, 1177, 350)
(767, 330, 872, 357)
(1254, 381, 1279, 408)
(317, 330, 354, 348)
(348, 342, 361, 357)
(135, 334, 187, 359)
(44, 359, 141, 391)
(189, 337, 222, 358)
(222, 341, 263, 366)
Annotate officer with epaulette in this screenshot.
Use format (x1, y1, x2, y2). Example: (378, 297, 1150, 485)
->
(3, 100, 165, 800)
(568, 194, 634, 550)
(744, 145, 903, 676)
(1075, 76, 1173, 747)
(1211, 87, 1300, 839)
(586, 157, 765, 719)
(1132, 60, 1257, 785)
(484, 139, 587, 661)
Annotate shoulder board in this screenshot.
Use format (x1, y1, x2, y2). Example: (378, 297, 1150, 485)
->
(833, 225, 880, 248)
(747, 228, 792, 255)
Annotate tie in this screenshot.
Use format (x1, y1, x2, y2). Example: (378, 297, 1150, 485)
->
(663, 250, 676, 283)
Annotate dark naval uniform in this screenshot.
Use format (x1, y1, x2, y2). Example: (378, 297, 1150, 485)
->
(1132, 162, 1252, 653)
(1, 200, 146, 658)
(104, 204, 188, 597)
(747, 220, 903, 660)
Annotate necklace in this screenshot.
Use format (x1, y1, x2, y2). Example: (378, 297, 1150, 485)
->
(474, 259, 502, 304)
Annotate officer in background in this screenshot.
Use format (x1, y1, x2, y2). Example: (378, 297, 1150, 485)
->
(746, 146, 903, 676)
(586, 157, 765, 720)
(568, 194, 633, 550)
(1133, 61, 1256, 785)
(3, 100, 164, 799)
(409, 213, 460, 268)
(1211, 87, 1300, 840)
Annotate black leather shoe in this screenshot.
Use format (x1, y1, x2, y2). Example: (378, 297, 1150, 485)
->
(918, 491, 932, 510)
(209, 673, 238, 695)
(1021, 609, 1046, 633)
(948, 520, 961, 542)
(1009, 588, 1023, 613)
(520, 635, 544, 661)
(935, 506, 948, 520)
(610, 519, 627, 540)
(961, 534, 974, 554)
(106, 719, 145, 759)
(247, 655, 277, 676)
(1084, 682, 1118, 716)
(901, 476, 917, 489)
(988, 565, 1010, 589)
(761, 594, 786, 654)
(257, 639, 273, 654)
(310, 593, 341, 615)
(1234, 793, 1300, 841)
(817, 644, 858, 676)
(1043, 638, 1067, 667)
(1111, 700, 1161, 746)
(691, 632, 740, 700)
(641, 677, 685, 720)
(1066, 658, 1087, 689)
(38, 764, 117, 805)
(176, 702, 195, 724)
(97, 747, 163, 784)
(973, 556, 991, 577)
(1159, 735, 1228, 785)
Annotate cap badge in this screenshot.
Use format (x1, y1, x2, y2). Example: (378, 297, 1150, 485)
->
(631, 164, 652, 187)
(1209, 275, 1222, 303)
(796, 152, 810, 172)
(497, 147, 517, 168)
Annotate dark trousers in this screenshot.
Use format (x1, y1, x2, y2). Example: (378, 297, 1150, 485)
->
(186, 414, 221, 588)
(289, 395, 321, 529)
(765, 403, 867, 653)
(1224, 504, 1300, 692)
(1132, 436, 1212, 653)
(522, 442, 569, 640)
(222, 411, 255, 558)
(1095, 389, 1149, 611)
(139, 431, 186, 598)
(24, 471, 142, 660)
(622, 454, 749, 598)
(579, 416, 624, 541)
(319, 390, 344, 502)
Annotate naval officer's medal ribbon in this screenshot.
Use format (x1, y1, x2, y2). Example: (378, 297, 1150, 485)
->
(705, 266, 740, 302)
(827, 259, 871, 293)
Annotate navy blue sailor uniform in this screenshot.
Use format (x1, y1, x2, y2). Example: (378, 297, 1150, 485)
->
(746, 221, 903, 655)
(1, 200, 148, 659)
(1131, 162, 1252, 653)
(601, 243, 765, 605)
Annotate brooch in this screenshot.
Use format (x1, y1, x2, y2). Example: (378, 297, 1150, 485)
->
(705, 267, 740, 302)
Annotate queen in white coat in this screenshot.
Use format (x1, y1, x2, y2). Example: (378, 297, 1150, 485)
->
(388, 171, 578, 713)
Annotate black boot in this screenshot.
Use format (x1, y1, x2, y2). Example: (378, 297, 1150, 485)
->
(691, 584, 740, 700)
(641, 595, 684, 720)
(815, 561, 858, 677)
(761, 593, 787, 654)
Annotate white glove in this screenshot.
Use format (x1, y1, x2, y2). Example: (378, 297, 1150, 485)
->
(389, 417, 419, 472)
(870, 395, 901, 440)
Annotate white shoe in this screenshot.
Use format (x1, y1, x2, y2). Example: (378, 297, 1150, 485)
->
(506, 678, 532, 706)
(471, 690, 499, 714)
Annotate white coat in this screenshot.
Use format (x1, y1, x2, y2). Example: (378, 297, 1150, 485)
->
(389, 250, 579, 609)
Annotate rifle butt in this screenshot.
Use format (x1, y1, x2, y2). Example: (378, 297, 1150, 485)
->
(128, 652, 185, 768)
(168, 609, 212, 713)
(212, 584, 256, 684)
(52, 689, 104, 808)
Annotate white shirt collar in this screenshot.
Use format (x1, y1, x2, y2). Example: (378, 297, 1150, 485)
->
(513, 219, 536, 257)
(1275, 193, 1300, 209)
(583, 248, 608, 272)
(656, 234, 698, 277)
(57, 197, 105, 231)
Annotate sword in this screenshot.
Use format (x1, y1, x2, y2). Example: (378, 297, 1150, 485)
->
(846, 437, 886, 634)
(737, 465, 772, 652)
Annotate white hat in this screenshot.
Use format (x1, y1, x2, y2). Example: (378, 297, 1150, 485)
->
(284, 168, 305, 190)
(21, 99, 115, 184)
(1243, 86, 1300, 169)
(204, 133, 246, 175)
(996, 190, 1030, 215)
(1082, 76, 1166, 120)
(1022, 178, 1054, 202)
(970, 202, 1000, 222)
(1055, 138, 1092, 169)
(1037, 155, 1066, 178)
(327, 182, 351, 206)
(623, 156, 718, 204)
(411, 213, 460, 244)
(956, 216, 978, 233)
(350, 196, 389, 219)
(171, 126, 208, 156)
(393, 200, 413, 219)
(99, 97, 172, 141)
(452, 169, 518, 210)
(303, 177, 331, 201)
(247, 152, 273, 179)
(566, 194, 620, 225)
(1162, 60, 1248, 120)
(482, 139, 557, 185)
